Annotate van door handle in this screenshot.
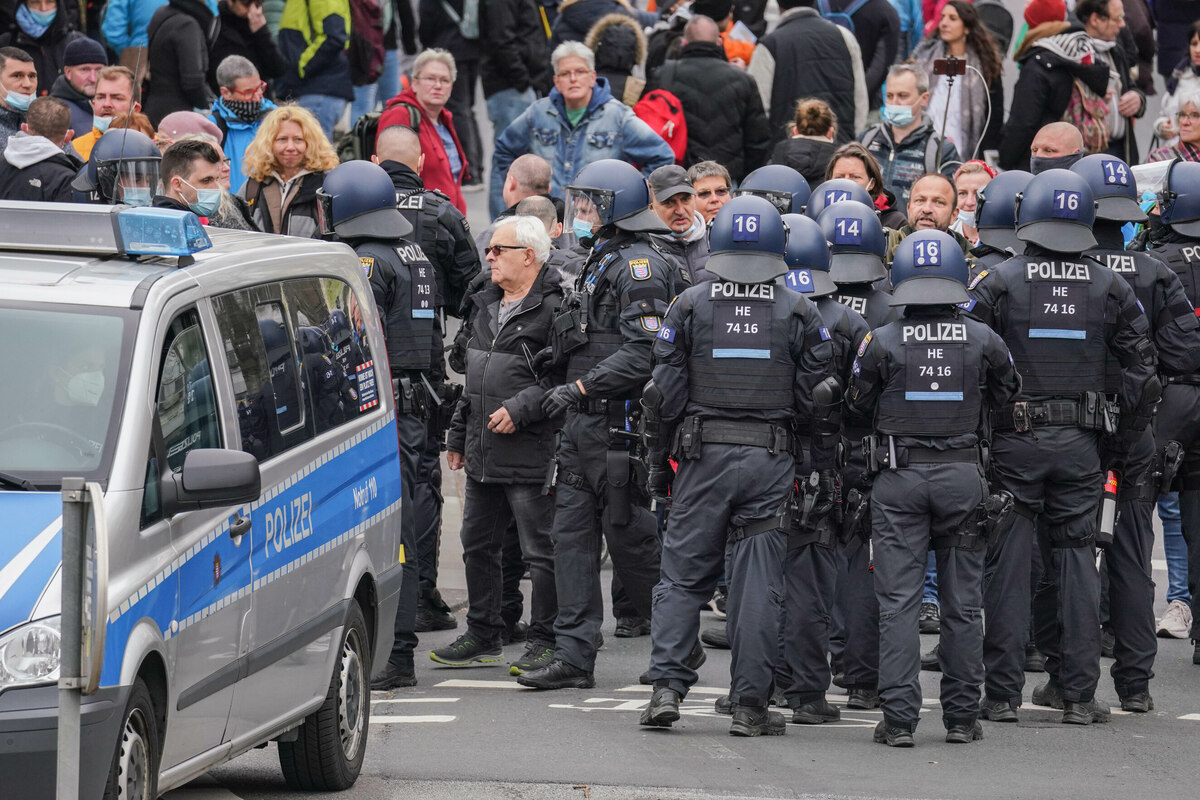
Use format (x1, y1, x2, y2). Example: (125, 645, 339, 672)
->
(229, 514, 251, 539)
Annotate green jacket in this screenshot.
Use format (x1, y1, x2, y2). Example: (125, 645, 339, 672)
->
(275, 0, 353, 101)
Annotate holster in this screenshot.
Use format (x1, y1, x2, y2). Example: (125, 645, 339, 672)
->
(841, 487, 871, 544)
(1159, 440, 1185, 493)
(606, 449, 632, 526)
(551, 296, 588, 363)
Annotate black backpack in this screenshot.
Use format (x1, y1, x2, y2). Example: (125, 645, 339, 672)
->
(336, 101, 422, 162)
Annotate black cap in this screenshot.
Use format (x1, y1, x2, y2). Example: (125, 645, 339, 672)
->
(648, 165, 695, 202)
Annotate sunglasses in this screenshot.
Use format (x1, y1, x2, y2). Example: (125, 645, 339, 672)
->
(696, 187, 730, 200)
(485, 244, 528, 258)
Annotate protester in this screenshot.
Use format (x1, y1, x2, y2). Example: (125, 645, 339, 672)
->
(0, 95, 78, 201)
(0, 0, 82, 95)
(144, 0, 218, 126)
(585, 13, 646, 106)
(70, 65, 139, 161)
(209, 55, 277, 192)
(50, 36, 105, 138)
(1149, 89, 1200, 162)
(826, 141, 907, 228)
(275, 0, 353, 139)
(419, 0, 483, 189)
(155, 109, 223, 152)
(950, 159, 994, 244)
(1156, 20, 1200, 150)
(480, 0, 550, 143)
(0, 47, 36, 153)
(768, 97, 837, 185)
(208, 0, 288, 94)
(648, 164, 710, 283)
(240, 104, 338, 237)
(173, 130, 259, 229)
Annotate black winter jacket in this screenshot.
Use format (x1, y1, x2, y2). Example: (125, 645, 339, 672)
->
(828, 0, 898, 108)
(0, 133, 78, 202)
(419, 0, 479, 63)
(480, 0, 551, 98)
(549, 0, 654, 50)
(768, 136, 837, 186)
(447, 262, 565, 484)
(49, 74, 92, 139)
(208, 1, 288, 93)
(145, 0, 219, 126)
(0, 10, 82, 96)
(648, 41, 771, 181)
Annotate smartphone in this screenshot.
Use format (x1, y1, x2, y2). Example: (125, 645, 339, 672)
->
(933, 57, 967, 76)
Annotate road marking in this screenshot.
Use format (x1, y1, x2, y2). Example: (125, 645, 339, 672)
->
(163, 783, 242, 798)
(616, 685, 736, 695)
(1178, 713, 1200, 721)
(372, 696, 460, 703)
(371, 714, 457, 723)
(435, 678, 530, 690)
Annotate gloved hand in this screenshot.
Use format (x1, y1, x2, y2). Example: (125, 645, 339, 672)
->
(810, 469, 839, 522)
(1100, 434, 1130, 474)
(646, 452, 672, 503)
(542, 382, 583, 417)
(531, 345, 556, 378)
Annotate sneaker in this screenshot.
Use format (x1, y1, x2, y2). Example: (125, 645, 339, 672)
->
(831, 671, 847, 689)
(615, 616, 651, 638)
(791, 698, 841, 724)
(920, 644, 941, 672)
(700, 625, 729, 649)
(503, 620, 529, 645)
(639, 687, 681, 728)
(415, 590, 458, 632)
(730, 706, 786, 737)
(708, 587, 728, 619)
(371, 661, 417, 690)
(1100, 628, 1115, 658)
(639, 639, 706, 685)
(1119, 691, 1154, 713)
(714, 695, 733, 715)
(873, 720, 914, 747)
(430, 633, 503, 667)
(509, 640, 555, 676)
(945, 720, 984, 744)
(846, 688, 881, 709)
(1024, 644, 1047, 673)
(1031, 680, 1064, 709)
(515, 658, 595, 690)
(1062, 699, 1111, 725)
(919, 602, 940, 634)
(1157, 599, 1192, 639)
(980, 697, 1018, 723)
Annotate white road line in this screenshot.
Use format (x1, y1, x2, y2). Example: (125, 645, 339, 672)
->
(371, 714, 457, 723)
(616, 685, 731, 695)
(1178, 713, 1200, 721)
(372, 696, 461, 703)
(434, 678, 531, 690)
(162, 783, 242, 798)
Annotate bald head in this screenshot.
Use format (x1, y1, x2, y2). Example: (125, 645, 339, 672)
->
(1031, 122, 1084, 159)
(515, 195, 560, 237)
(374, 124, 423, 171)
(503, 154, 552, 207)
(683, 15, 721, 44)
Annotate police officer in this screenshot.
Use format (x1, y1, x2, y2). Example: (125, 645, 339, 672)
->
(970, 170, 1033, 275)
(315, 160, 438, 690)
(639, 195, 836, 736)
(804, 178, 876, 222)
(70, 129, 161, 206)
(1141, 158, 1200, 668)
(969, 169, 1160, 724)
(847, 230, 1021, 746)
(1072, 154, 1200, 709)
(736, 164, 811, 214)
(818, 200, 898, 329)
(516, 159, 684, 690)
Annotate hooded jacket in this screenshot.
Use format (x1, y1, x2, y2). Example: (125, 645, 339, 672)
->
(585, 13, 646, 106)
(550, 0, 654, 50)
(0, 132, 80, 202)
(376, 86, 468, 212)
(650, 210, 711, 284)
(480, 0, 552, 99)
(275, 0, 353, 102)
(0, 8, 83, 96)
(208, 0, 289, 92)
(145, 0, 219, 126)
(49, 73, 93, 139)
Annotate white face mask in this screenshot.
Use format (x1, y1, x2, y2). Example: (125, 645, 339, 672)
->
(67, 370, 105, 406)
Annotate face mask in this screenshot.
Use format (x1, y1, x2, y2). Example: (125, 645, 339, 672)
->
(182, 179, 221, 216)
(4, 91, 33, 112)
(670, 217, 698, 239)
(92, 115, 113, 134)
(223, 97, 262, 124)
(882, 103, 915, 128)
(957, 209, 976, 228)
(122, 186, 152, 207)
(572, 218, 595, 241)
(28, 7, 56, 25)
(1030, 152, 1083, 175)
(67, 371, 105, 406)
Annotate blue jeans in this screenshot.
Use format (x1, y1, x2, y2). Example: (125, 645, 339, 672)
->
(348, 48, 401, 129)
(485, 87, 536, 218)
(1159, 492, 1189, 603)
(296, 94, 349, 142)
(922, 550, 938, 606)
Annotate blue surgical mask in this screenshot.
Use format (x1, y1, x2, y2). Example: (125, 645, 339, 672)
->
(92, 115, 113, 134)
(882, 103, 915, 128)
(670, 217, 698, 239)
(28, 7, 56, 25)
(183, 179, 221, 217)
(957, 209, 975, 228)
(4, 91, 33, 112)
(122, 187, 152, 207)
(572, 219, 595, 241)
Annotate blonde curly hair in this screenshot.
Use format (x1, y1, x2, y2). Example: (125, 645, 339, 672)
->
(242, 105, 339, 182)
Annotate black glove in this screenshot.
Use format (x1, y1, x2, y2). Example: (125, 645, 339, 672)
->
(646, 451, 672, 503)
(531, 345, 556, 379)
(810, 469, 838, 522)
(542, 382, 583, 417)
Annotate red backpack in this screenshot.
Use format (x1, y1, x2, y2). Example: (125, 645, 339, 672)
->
(633, 88, 688, 165)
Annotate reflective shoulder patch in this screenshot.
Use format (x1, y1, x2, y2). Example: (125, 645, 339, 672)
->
(641, 315, 662, 332)
(360, 256, 374, 278)
(819, 326, 832, 341)
(957, 298, 977, 312)
(629, 258, 651, 280)
(658, 325, 677, 343)
(857, 331, 873, 357)
(967, 269, 988, 290)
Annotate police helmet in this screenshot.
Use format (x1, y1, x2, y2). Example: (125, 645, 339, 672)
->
(737, 165, 811, 214)
(565, 159, 669, 237)
(324, 309, 353, 348)
(71, 129, 161, 206)
(816, 201, 888, 284)
(889, 230, 970, 307)
(706, 194, 788, 284)
(317, 160, 413, 240)
(298, 326, 332, 355)
(974, 169, 1031, 252)
(1157, 159, 1200, 237)
(781, 213, 836, 297)
(1015, 169, 1097, 252)
(1070, 154, 1146, 223)
(804, 179, 875, 220)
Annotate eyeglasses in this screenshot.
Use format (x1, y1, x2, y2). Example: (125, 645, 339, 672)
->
(556, 69, 592, 81)
(696, 187, 730, 199)
(485, 244, 528, 258)
(417, 75, 453, 86)
(228, 80, 267, 99)
(1180, 111, 1200, 121)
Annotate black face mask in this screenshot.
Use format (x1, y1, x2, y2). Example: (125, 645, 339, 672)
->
(1030, 151, 1084, 175)
(224, 97, 263, 124)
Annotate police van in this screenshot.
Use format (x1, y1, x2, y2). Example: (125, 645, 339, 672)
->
(0, 203, 404, 798)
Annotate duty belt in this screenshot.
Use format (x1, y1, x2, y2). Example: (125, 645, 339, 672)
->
(1162, 374, 1200, 386)
(673, 416, 792, 459)
(991, 393, 1108, 433)
(577, 397, 614, 415)
(903, 447, 980, 465)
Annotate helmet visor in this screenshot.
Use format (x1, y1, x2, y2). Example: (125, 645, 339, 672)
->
(99, 158, 161, 206)
(738, 188, 791, 214)
(315, 189, 334, 238)
(564, 187, 614, 238)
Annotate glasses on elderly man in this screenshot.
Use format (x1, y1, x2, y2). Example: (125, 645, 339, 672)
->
(485, 244, 529, 258)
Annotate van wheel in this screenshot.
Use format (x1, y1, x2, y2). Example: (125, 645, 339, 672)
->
(279, 601, 371, 790)
(103, 678, 160, 800)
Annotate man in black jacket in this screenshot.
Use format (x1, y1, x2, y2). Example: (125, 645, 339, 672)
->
(480, 0, 550, 144)
(1077, 0, 1146, 164)
(647, 15, 770, 182)
(207, 0, 288, 94)
(50, 36, 104, 139)
(0, 96, 78, 202)
(150, 138, 223, 215)
(442, 215, 564, 672)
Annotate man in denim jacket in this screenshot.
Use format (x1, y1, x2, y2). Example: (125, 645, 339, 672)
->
(489, 41, 673, 218)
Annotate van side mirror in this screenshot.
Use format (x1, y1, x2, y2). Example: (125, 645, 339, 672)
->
(162, 449, 262, 516)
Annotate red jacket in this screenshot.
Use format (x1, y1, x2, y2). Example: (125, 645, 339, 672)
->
(377, 88, 468, 213)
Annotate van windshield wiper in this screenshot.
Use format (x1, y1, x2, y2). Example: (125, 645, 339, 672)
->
(0, 471, 36, 491)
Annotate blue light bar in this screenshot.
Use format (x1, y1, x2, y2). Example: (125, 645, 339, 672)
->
(116, 207, 212, 256)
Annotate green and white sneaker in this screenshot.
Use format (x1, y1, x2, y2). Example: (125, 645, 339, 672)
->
(509, 640, 555, 676)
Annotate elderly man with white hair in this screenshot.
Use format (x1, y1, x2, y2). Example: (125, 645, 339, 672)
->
(489, 41, 674, 218)
(439, 215, 568, 673)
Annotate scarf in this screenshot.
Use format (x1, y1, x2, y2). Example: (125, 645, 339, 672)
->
(1031, 30, 1097, 65)
(223, 98, 262, 125)
(15, 4, 50, 38)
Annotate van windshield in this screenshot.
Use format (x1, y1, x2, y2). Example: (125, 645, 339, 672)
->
(0, 304, 134, 487)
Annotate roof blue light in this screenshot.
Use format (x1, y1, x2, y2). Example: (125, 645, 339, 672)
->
(117, 207, 212, 257)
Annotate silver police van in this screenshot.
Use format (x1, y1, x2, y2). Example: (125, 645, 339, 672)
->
(0, 203, 405, 798)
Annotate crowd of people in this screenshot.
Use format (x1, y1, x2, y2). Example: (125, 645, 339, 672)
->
(0, 0, 1197, 748)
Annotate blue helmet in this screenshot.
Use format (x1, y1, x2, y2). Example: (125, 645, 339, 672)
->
(706, 194, 788, 284)
(1070, 154, 1146, 223)
(804, 179, 875, 220)
(816, 201, 887, 284)
(317, 160, 412, 239)
(738, 164, 811, 214)
(71, 129, 161, 205)
(974, 169, 1031, 252)
(889, 230, 970, 307)
(565, 159, 669, 236)
(1157, 159, 1200, 237)
(1016, 169, 1097, 252)
(781, 213, 836, 297)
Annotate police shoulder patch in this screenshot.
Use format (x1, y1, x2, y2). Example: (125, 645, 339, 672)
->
(658, 325, 677, 343)
(641, 315, 662, 332)
(967, 269, 988, 290)
(957, 298, 977, 312)
(819, 326, 832, 341)
(857, 331, 873, 357)
(629, 258, 651, 280)
(360, 256, 375, 278)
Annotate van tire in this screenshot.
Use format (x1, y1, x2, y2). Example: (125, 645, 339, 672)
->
(103, 678, 160, 800)
(279, 601, 371, 790)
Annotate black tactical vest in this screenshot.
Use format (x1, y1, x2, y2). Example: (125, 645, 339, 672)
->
(358, 238, 440, 373)
(832, 284, 896, 328)
(1151, 241, 1200, 316)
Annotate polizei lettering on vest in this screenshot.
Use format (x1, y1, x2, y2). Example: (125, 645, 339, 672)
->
(1025, 261, 1091, 281)
(1181, 245, 1200, 263)
(711, 281, 776, 300)
(1105, 254, 1137, 274)
(395, 243, 429, 263)
(901, 322, 968, 342)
